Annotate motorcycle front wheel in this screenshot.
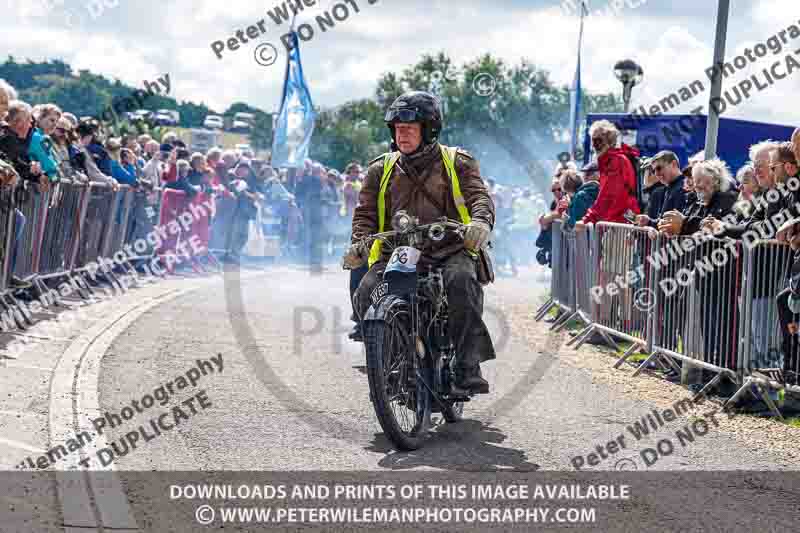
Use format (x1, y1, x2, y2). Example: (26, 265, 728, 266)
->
(364, 311, 430, 451)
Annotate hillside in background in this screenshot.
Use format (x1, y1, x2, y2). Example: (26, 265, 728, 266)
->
(0, 57, 272, 149)
(0, 55, 623, 182)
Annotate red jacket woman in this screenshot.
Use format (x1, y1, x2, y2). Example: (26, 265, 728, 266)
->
(577, 120, 640, 227)
(581, 143, 640, 225)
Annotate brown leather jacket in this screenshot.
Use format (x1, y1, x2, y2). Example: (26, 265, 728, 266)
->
(351, 142, 495, 263)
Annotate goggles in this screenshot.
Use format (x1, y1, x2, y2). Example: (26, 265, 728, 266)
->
(385, 107, 422, 123)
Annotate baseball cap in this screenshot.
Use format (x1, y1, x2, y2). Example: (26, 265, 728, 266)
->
(651, 150, 679, 165)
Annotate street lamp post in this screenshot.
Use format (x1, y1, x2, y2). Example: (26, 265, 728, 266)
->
(613, 59, 644, 114)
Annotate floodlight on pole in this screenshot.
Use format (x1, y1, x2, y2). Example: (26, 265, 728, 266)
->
(613, 59, 644, 113)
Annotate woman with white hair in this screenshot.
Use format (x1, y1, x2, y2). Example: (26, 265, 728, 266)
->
(574, 119, 640, 228)
(658, 158, 737, 236)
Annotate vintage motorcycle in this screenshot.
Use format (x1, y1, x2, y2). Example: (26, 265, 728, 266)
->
(355, 211, 479, 450)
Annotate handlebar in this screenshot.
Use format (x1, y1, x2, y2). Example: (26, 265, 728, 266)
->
(357, 216, 466, 247)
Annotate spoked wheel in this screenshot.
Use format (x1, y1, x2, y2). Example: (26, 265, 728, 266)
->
(364, 310, 430, 451)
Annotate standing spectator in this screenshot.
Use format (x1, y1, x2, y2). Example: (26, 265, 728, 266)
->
(575, 120, 640, 228)
(73, 120, 118, 186)
(776, 217, 800, 386)
(635, 150, 685, 228)
(0, 101, 48, 287)
(733, 163, 759, 220)
(533, 179, 564, 267)
(218, 160, 258, 263)
(104, 138, 137, 186)
(51, 117, 84, 181)
(0, 79, 18, 118)
(141, 141, 165, 188)
(640, 160, 666, 223)
(563, 164, 599, 230)
(708, 140, 781, 239)
(663, 159, 739, 367)
(29, 103, 61, 184)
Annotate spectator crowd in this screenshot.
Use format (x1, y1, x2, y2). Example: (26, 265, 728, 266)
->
(535, 118, 800, 391)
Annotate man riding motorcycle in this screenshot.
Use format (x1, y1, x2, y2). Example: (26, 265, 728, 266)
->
(342, 91, 496, 395)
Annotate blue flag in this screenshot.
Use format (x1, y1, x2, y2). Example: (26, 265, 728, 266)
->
(272, 32, 316, 168)
(569, 1, 588, 159)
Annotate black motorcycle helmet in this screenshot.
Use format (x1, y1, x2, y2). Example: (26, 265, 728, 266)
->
(385, 91, 443, 151)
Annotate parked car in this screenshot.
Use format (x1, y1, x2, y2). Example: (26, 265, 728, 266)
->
(154, 109, 179, 126)
(152, 112, 174, 126)
(230, 112, 255, 132)
(203, 115, 224, 129)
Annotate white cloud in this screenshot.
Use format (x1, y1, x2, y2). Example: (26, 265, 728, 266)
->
(1, 0, 798, 130)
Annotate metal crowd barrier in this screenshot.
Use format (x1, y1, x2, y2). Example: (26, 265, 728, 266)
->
(37, 179, 90, 281)
(723, 239, 798, 418)
(0, 185, 16, 291)
(570, 222, 657, 357)
(103, 185, 135, 260)
(531, 219, 800, 416)
(645, 233, 745, 394)
(534, 220, 574, 324)
(13, 187, 50, 280)
(74, 183, 119, 272)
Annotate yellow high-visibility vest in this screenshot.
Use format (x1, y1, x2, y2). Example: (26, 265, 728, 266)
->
(368, 145, 472, 267)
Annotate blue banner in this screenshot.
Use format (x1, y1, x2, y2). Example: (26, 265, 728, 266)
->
(272, 32, 316, 168)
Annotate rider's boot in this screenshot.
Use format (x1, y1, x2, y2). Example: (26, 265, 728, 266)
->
(452, 365, 489, 395)
(348, 323, 363, 342)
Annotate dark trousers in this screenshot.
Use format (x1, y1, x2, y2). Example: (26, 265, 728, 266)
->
(354, 251, 496, 369)
(776, 287, 800, 383)
(698, 271, 739, 368)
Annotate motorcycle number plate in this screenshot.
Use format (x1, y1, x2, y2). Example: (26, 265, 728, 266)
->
(370, 281, 389, 306)
(385, 246, 421, 274)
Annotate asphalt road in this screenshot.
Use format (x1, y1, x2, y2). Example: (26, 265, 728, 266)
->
(97, 264, 794, 473)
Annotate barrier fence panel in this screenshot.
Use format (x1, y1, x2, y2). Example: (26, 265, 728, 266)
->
(38, 180, 89, 280)
(0, 185, 16, 290)
(124, 188, 161, 259)
(573, 222, 656, 357)
(546, 220, 578, 330)
(574, 224, 594, 326)
(13, 188, 50, 280)
(647, 232, 744, 391)
(534, 219, 562, 321)
(74, 183, 118, 273)
(101, 185, 131, 260)
(724, 239, 798, 418)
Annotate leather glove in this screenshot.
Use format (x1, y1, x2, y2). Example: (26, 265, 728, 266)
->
(464, 220, 491, 251)
(342, 242, 367, 270)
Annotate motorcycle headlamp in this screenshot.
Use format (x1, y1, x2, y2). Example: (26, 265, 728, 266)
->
(428, 223, 445, 242)
(385, 107, 421, 123)
(391, 211, 414, 233)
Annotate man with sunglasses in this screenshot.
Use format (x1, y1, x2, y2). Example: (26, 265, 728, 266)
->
(635, 151, 686, 229)
(343, 91, 496, 395)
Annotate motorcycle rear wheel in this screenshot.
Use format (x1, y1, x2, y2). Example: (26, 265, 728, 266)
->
(364, 316, 430, 451)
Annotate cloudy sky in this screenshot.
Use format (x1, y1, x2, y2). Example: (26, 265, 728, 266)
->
(3, 0, 799, 127)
